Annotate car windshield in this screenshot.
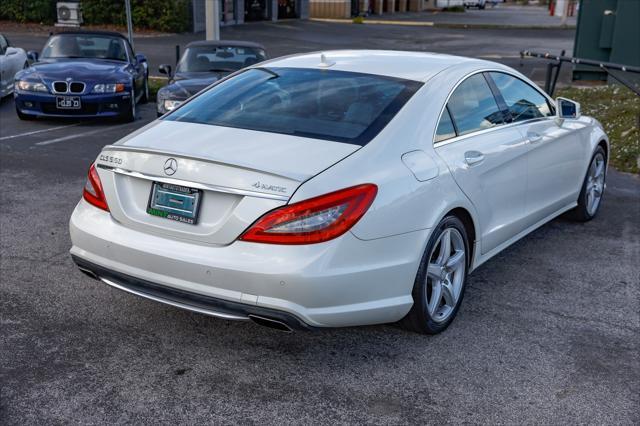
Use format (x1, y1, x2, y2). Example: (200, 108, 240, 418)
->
(176, 45, 266, 73)
(41, 34, 128, 61)
(164, 67, 422, 145)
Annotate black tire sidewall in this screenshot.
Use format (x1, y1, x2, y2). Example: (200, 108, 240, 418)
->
(575, 146, 607, 221)
(121, 93, 136, 123)
(406, 215, 470, 334)
(141, 76, 149, 104)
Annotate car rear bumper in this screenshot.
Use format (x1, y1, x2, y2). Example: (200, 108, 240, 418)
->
(14, 90, 132, 118)
(69, 199, 428, 328)
(71, 254, 312, 331)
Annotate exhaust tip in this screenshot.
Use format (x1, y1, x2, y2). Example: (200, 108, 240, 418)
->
(78, 267, 99, 280)
(249, 315, 293, 333)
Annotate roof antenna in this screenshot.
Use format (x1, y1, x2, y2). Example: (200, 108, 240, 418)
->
(318, 53, 335, 68)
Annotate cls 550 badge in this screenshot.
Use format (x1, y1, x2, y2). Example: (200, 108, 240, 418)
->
(99, 155, 123, 165)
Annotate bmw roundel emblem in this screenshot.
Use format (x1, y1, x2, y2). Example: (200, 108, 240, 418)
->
(163, 158, 178, 176)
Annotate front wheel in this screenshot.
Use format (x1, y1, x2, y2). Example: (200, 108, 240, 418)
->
(140, 76, 149, 104)
(120, 94, 136, 123)
(570, 147, 606, 222)
(401, 215, 470, 334)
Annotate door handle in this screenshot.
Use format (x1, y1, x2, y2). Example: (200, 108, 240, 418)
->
(464, 151, 485, 166)
(527, 132, 543, 144)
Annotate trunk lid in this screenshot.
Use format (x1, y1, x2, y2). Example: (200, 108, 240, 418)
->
(95, 120, 359, 245)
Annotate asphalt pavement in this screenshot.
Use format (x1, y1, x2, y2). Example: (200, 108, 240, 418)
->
(5, 19, 575, 86)
(1, 20, 639, 425)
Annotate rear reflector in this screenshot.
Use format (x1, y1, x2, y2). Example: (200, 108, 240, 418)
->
(83, 164, 109, 211)
(239, 184, 377, 244)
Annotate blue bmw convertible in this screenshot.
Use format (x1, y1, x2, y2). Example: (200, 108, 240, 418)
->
(14, 31, 148, 122)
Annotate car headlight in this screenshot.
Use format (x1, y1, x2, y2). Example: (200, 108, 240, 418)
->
(163, 99, 182, 112)
(92, 83, 125, 94)
(15, 80, 48, 93)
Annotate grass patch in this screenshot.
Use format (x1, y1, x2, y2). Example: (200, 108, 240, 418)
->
(556, 85, 639, 174)
(148, 76, 168, 101)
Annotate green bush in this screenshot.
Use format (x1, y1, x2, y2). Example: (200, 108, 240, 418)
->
(0, 0, 57, 24)
(83, 0, 190, 32)
(0, 0, 190, 33)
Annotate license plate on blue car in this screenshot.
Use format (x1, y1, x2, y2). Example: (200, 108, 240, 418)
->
(147, 182, 202, 225)
(56, 96, 81, 109)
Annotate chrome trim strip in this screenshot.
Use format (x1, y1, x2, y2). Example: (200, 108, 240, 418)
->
(431, 68, 557, 147)
(52, 80, 86, 94)
(69, 81, 86, 94)
(97, 164, 290, 201)
(52, 81, 68, 94)
(100, 277, 250, 321)
(433, 117, 555, 148)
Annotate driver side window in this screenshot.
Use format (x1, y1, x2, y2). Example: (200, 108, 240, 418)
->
(489, 72, 553, 122)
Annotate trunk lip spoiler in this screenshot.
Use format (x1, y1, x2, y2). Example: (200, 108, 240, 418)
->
(97, 164, 290, 201)
(101, 144, 307, 182)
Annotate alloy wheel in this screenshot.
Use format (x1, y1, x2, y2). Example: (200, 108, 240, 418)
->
(585, 152, 605, 216)
(425, 227, 466, 323)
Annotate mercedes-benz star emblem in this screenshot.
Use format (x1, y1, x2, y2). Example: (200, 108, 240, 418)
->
(163, 158, 178, 176)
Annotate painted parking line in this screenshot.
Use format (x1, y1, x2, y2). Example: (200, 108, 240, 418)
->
(0, 123, 81, 141)
(35, 126, 117, 146)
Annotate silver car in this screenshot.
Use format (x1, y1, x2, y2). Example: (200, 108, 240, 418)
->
(0, 34, 28, 97)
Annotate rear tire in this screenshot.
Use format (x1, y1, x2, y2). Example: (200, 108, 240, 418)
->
(401, 215, 470, 334)
(569, 146, 606, 222)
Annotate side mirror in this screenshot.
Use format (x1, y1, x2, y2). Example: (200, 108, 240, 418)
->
(135, 53, 147, 64)
(27, 50, 39, 62)
(556, 97, 581, 119)
(6, 48, 17, 56)
(159, 64, 172, 77)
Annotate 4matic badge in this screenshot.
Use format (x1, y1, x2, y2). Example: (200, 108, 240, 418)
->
(252, 181, 287, 193)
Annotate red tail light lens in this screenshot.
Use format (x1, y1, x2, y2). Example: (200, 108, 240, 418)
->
(239, 184, 377, 245)
(82, 164, 109, 211)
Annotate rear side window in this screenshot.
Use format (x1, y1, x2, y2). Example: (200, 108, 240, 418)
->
(489, 72, 553, 122)
(435, 107, 456, 143)
(165, 67, 422, 145)
(447, 74, 504, 136)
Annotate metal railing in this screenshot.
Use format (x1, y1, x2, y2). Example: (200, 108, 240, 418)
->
(520, 50, 640, 96)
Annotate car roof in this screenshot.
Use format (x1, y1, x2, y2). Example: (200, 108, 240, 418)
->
(186, 40, 265, 50)
(261, 50, 501, 82)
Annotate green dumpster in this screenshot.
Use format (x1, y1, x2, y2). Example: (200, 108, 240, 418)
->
(573, 0, 640, 81)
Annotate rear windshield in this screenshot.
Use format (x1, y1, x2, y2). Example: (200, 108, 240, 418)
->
(164, 67, 422, 145)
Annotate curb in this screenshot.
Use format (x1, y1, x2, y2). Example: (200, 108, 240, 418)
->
(309, 18, 576, 30)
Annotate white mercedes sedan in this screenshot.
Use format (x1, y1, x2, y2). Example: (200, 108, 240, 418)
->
(69, 50, 608, 334)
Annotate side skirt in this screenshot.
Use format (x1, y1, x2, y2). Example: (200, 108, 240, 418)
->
(470, 201, 577, 272)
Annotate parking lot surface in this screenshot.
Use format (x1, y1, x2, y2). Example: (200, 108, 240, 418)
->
(1, 21, 639, 424)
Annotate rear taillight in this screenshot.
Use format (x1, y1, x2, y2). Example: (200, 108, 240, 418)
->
(239, 184, 377, 245)
(82, 164, 109, 211)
